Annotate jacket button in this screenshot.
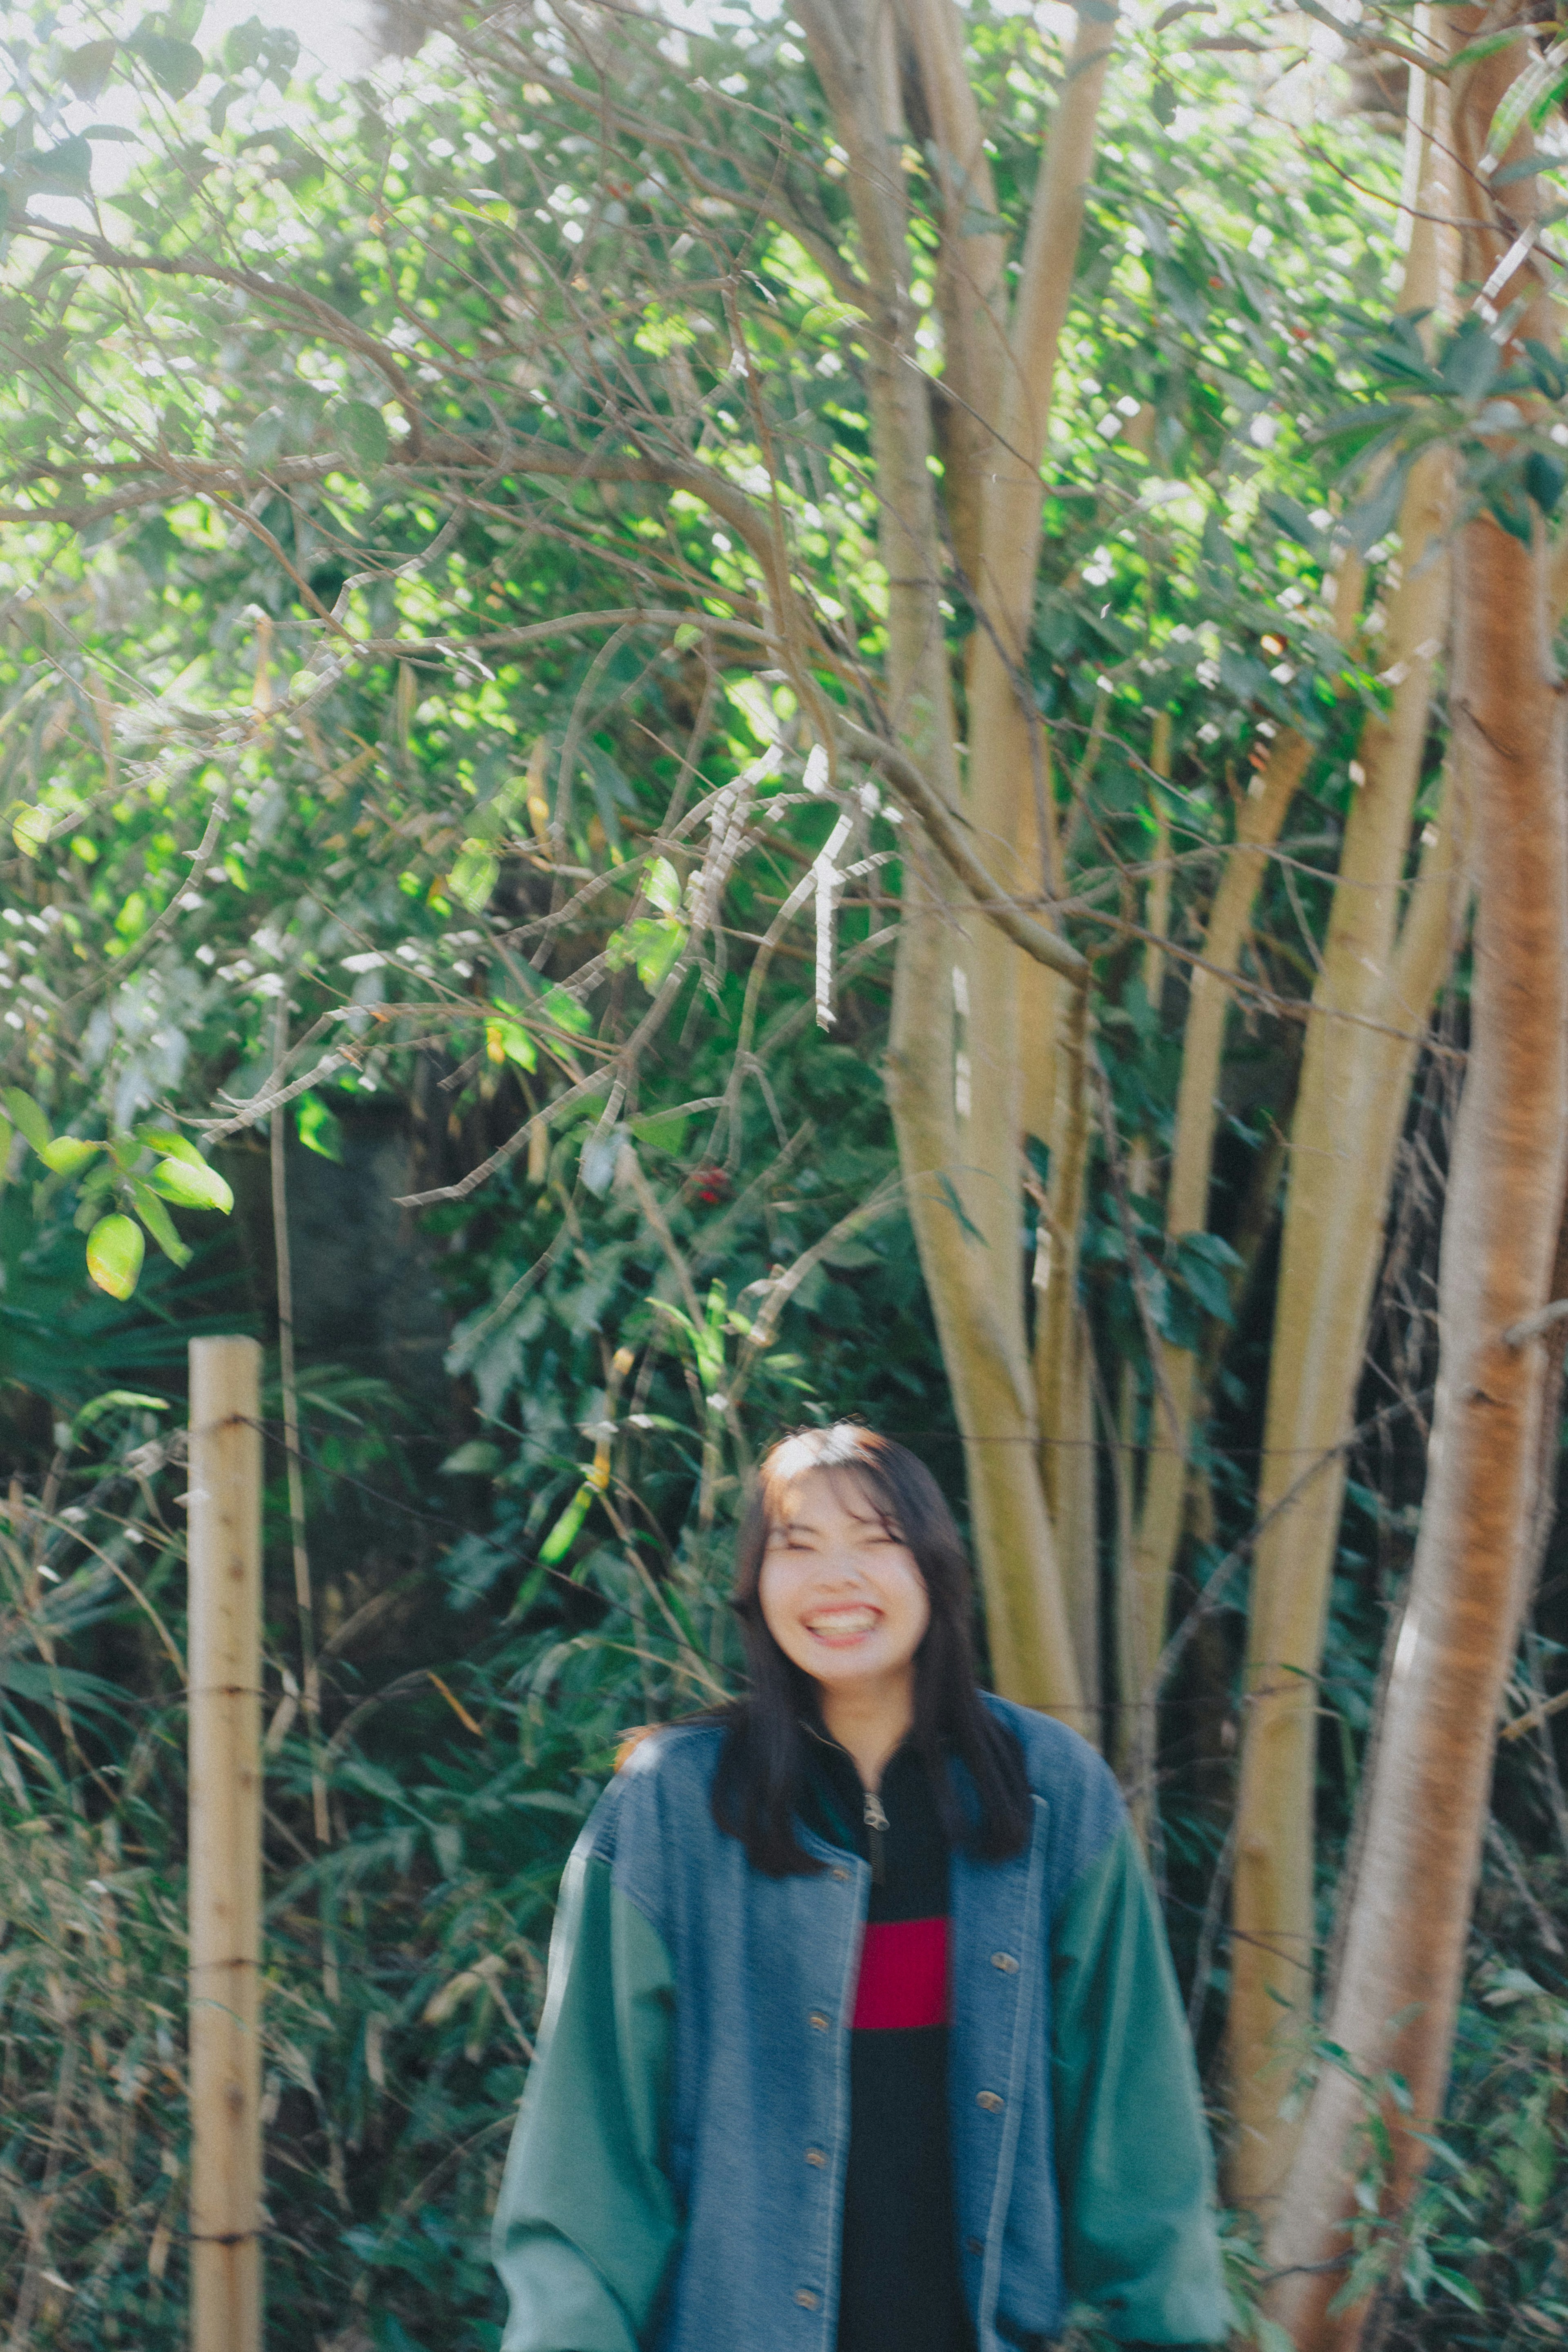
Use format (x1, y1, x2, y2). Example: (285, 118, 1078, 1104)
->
(991, 1951, 1019, 1973)
(795, 2289, 820, 2309)
(976, 2090, 1004, 2113)
(965, 2237, 984, 2256)
(805, 2147, 826, 2167)
(808, 2011, 830, 2032)
(831, 1866, 850, 1882)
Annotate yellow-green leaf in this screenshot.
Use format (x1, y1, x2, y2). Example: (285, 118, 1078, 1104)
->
(485, 1018, 537, 1072)
(2, 1088, 52, 1155)
(39, 1136, 102, 1176)
(643, 855, 683, 915)
(296, 1093, 344, 1161)
(539, 984, 591, 1037)
(11, 803, 52, 857)
(86, 1215, 145, 1300)
(136, 1126, 204, 1165)
(449, 840, 499, 913)
(146, 1156, 234, 1213)
(630, 1108, 688, 1154)
(539, 1481, 594, 1566)
(129, 1179, 194, 1267)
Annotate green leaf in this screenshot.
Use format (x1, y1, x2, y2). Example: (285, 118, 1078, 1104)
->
(0, 1115, 11, 1181)
(333, 398, 390, 468)
(1481, 37, 1567, 165)
(259, 25, 298, 84)
(2, 1089, 53, 1155)
(1425, 2266, 1484, 2314)
(629, 1108, 688, 1154)
(539, 1482, 594, 1565)
(11, 800, 50, 856)
(127, 29, 205, 97)
(1259, 492, 1323, 554)
(1484, 477, 1536, 544)
(1526, 449, 1566, 516)
(539, 984, 591, 1036)
(448, 840, 499, 913)
(1438, 317, 1502, 404)
(634, 916, 685, 992)
(609, 913, 687, 990)
(24, 138, 94, 197)
(1171, 1230, 1244, 1322)
(127, 1179, 193, 1266)
(136, 1126, 200, 1161)
(73, 1388, 169, 1432)
(296, 1093, 345, 1161)
(1315, 399, 1416, 459)
(485, 1015, 537, 1072)
(936, 1171, 986, 1245)
(696, 1280, 728, 1388)
(86, 1214, 145, 1301)
(64, 38, 118, 99)
(1522, 337, 1568, 399)
(243, 407, 285, 466)
(39, 1136, 102, 1176)
(1345, 455, 1412, 555)
(1492, 154, 1556, 188)
(438, 1441, 502, 1475)
(223, 14, 265, 71)
(822, 1239, 880, 1270)
(1449, 27, 1531, 72)
(642, 854, 683, 915)
(146, 1155, 234, 1213)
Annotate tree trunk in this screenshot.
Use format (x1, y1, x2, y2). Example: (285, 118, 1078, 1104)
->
(801, 0, 1117, 1721)
(1225, 50, 1463, 2204)
(1262, 23, 1568, 2335)
(1118, 727, 1310, 1790)
(1265, 496, 1568, 2348)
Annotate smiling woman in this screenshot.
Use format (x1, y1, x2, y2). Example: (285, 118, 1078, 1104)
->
(491, 1424, 1230, 2352)
(757, 1440, 934, 1755)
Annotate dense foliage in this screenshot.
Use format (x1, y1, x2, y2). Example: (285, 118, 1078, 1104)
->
(3, 1, 1568, 2346)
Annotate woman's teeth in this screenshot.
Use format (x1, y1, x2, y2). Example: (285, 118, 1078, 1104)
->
(806, 1608, 880, 1636)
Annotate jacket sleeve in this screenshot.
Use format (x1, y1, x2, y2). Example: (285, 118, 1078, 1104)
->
(492, 1835, 680, 2352)
(1049, 1820, 1230, 2347)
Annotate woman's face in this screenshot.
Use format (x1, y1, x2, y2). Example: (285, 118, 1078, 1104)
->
(757, 1467, 930, 1699)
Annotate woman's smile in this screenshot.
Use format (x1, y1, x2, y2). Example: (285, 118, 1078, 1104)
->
(802, 1605, 884, 1647)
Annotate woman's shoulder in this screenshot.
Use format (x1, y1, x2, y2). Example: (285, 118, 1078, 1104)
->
(979, 1691, 1126, 1839)
(614, 1716, 728, 1782)
(585, 1716, 729, 1886)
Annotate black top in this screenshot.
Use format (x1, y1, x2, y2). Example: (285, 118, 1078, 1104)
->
(803, 1734, 977, 2352)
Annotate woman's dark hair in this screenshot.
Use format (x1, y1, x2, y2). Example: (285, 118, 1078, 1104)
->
(709, 1423, 1032, 1876)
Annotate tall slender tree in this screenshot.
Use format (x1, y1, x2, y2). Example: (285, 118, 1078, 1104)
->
(1227, 37, 1466, 2203)
(1263, 12, 1568, 2341)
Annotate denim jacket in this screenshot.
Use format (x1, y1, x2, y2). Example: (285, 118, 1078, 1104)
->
(492, 1696, 1228, 2352)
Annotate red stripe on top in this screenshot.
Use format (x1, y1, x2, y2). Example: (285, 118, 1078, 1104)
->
(851, 1916, 951, 2031)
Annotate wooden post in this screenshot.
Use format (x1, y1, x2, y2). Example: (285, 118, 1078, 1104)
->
(188, 1337, 263, 2352)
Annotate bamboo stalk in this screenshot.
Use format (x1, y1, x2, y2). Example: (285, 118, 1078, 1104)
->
(270, 999, 329, 1847)
(188, 1337, 263, 2352)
